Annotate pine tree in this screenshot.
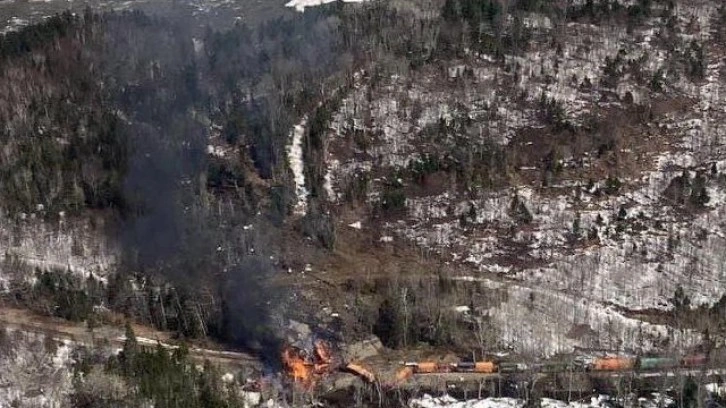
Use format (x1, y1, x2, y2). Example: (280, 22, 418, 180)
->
(120, 322, 138, 376)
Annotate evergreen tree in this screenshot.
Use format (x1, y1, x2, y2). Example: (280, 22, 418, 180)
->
(120, 322, 138, 376)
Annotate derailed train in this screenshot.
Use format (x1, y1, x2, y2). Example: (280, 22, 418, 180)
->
(403, 353, 710, 375)
(586, 354, 708, 372)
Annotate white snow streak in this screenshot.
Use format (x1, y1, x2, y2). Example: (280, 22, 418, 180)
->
(411, 395, 524, 408)
(285, 0, 368, 12)
(287, 118, 309, 216)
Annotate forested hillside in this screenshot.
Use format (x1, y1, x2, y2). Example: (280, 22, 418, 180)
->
(0, 0, 458, 356)
(1, 0, 726, 406)
(0, 6, 362, 349)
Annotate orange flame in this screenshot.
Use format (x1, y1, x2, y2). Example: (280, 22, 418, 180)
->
(281, 347, 314, 386)
(282, 341, 337, 388)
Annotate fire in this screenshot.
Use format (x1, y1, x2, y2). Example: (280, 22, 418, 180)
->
(281, 346, 314, 386)
(281, 339, 335, 388)
(282, 338, 377, 388)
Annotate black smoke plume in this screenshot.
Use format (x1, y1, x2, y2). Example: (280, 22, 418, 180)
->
(99, 3, 356, 359)
(98, 11, 284, 356)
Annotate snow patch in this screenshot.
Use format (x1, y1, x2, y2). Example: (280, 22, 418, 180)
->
(410, 394, 674, 408)
(411, 394, 524, 408)
(285, 0, 368, 12)
(287, 118, 309, 216)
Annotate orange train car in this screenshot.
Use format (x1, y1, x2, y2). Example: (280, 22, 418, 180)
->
(414, 362, 440, 374)
(592, 357, 636, 371)
(474, 362, 496, 373)
(345, 363, 376, 383)
(452, 361, 498, 373)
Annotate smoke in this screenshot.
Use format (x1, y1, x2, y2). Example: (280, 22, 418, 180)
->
(96, 11, 285, 355)
(111, 12, 210, 284)
(219, 257, 283, 367)
(122, 121, 202, 245)
(95, 1, 356, 357)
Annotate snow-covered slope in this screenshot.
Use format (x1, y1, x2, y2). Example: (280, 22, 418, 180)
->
(0, 213, 119, 288)
(323, 0, 726, 355)
(0, 329, 76, 408)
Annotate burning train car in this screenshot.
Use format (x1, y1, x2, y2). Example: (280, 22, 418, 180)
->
(281, 339, 377, 388)
(281, 340, 336, 387)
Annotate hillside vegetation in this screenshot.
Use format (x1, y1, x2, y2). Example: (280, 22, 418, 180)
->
(1, 0, 726, 406)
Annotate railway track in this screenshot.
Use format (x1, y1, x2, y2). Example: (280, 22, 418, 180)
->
(0, 307, 260, 368)
(405, 367, 726, 381)
(399, 368, 726, 397)
(2, 306, 724, 395)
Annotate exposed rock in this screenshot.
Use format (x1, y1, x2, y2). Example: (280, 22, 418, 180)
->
(343, 336, 383, 362)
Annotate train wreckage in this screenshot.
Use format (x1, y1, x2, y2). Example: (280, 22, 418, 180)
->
(212, 329, 726, 408)
(276, 333, 719, 395)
